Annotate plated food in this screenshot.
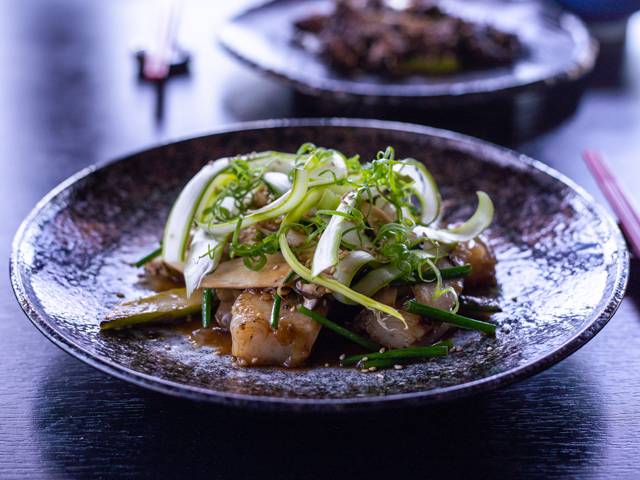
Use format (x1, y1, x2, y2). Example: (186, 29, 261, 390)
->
(102, 145, 499, 370)
(219, 0, 596, 108)
(11, 121, 627, 409)
(295, 0, 522, 76)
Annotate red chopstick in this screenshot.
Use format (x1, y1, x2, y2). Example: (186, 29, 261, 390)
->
(583, 150, 640, 258)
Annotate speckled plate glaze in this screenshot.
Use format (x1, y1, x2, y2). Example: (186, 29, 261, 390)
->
(219, 0, 597, 107)
(11, 119, 628, 411)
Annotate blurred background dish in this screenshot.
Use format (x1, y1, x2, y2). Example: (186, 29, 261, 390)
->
(220, 0, 597, 142)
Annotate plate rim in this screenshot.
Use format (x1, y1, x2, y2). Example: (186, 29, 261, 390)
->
(10, 118, 629, 412)
(218, 0, 599, 104)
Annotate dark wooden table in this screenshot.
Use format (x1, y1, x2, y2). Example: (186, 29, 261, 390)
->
(1, 1, 639, 478)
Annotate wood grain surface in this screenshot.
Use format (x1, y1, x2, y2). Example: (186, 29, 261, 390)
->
(1, 1, 639, 478)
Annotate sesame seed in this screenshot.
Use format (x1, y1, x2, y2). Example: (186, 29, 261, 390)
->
(339, 354, 346, 361)
(360, 369, 369, 373)
(394, 364, 403, 370)
(271, 265, 279, 270)
(324, 363, 329, 367)
(379, 347, 386, 353)
(376, 374, 384, 379)
(368, 367, 377, 372)
(486, 346, 493, 352)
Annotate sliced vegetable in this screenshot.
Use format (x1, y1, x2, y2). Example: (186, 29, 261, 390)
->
(184, 230, 226, 297)
(162, 158, 231, 270)
(249, 151, 297, 173)
(412, 191, 494, 244)
(194, 173, 236, 222)
(311, 192, 358, 277)
(101, 288, 201, 331)
(405, 299, 496, 335)
(203, 168, 309, 236)
(394, 159, 441, 224)
(332, 250, 374, 304)
(297, 306, 380, 350)
(286, 187, 325, 224)
(352, 265, 403, 298)
(200, 253, 290, 289)
(307, 149, 349, 187)
(280, 233, 406, 322)
(263, 172, 292, 196)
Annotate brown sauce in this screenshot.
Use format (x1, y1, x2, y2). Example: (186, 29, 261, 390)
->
(172, 319, 233, 355)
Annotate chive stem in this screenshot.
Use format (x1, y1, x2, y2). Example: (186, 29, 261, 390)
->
(133, 246, 162, 268)
(202, 288, 213, 328)
(297, 305, 380, 351)
(431, 264, 471, 280)
(405, 300, 496, 335)
(341, 345, 448, 366)
(270, 294, 282, 330)
(360, 358, 399, 369)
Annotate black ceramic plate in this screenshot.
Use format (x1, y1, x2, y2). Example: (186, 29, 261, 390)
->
(11, 119, 627, 411)
(219, 0, 597, 107)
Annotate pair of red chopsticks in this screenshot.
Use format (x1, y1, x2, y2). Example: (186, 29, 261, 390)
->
(583, 150, 640, 259)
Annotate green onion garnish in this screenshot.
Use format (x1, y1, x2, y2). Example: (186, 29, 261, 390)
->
(133, 246, 162, 268)
(270, 294, 282, 330)
(405, 300, 496, 335)
(360, 358, 399, 370)
(341, 345, 449, 366)
(202, 288, 213, 328)
(432, 264, 471, 280)
(297, 305, 380, 351)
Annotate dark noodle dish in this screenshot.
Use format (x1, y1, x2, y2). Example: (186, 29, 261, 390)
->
(103, 145, 499, 371)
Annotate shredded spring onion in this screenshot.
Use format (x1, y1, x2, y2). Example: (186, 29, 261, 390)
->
(279, 233, 406, 322)
(332, 250, 375, 304)
(203, 168, 310, 236)
(413, 191, 494, 244)
(311, 192, 358, 277)
(162, 159, 231, 269)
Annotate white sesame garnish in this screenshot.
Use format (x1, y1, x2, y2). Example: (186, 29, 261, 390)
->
(394, 364, 403, 370)
(339, 353, 346, 361)
(360, 369, 369, 373)
(324, 363, 329, 367)
(368, 367, 377, 372)
(486, 346, 493, 352)
(362, 357, 369, 362)
(379, 347, 386, 354)
(376, 373, 384, 379)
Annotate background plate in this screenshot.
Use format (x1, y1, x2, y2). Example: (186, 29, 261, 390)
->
(219, 0, 597, 106)
(11, 119, 628, 411)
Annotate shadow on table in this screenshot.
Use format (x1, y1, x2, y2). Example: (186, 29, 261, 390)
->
(33, 355, 603, 479)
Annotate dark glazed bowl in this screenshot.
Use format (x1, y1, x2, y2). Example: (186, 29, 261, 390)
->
(11, 119, 628, 411)
(219, 0, 597, 107)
